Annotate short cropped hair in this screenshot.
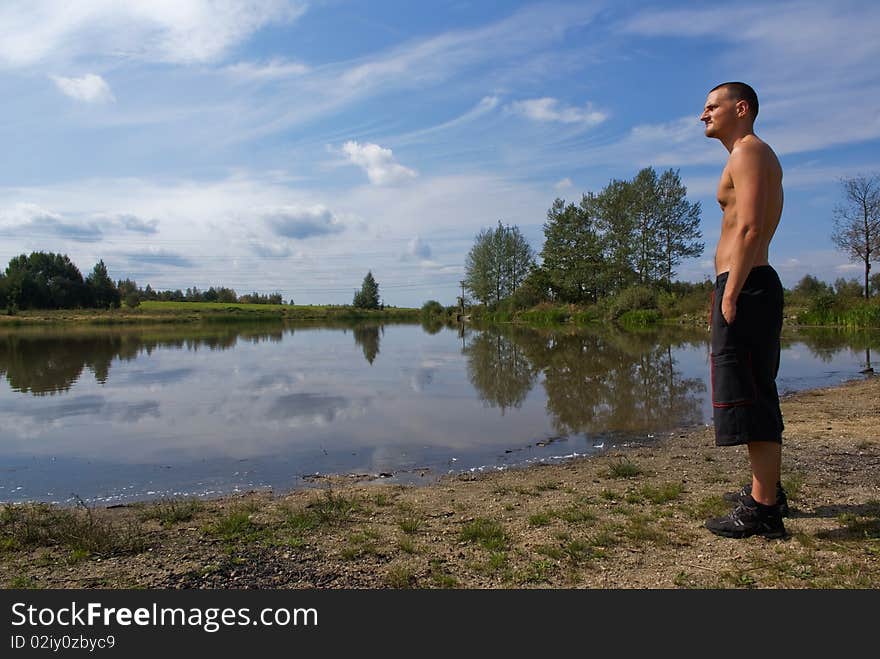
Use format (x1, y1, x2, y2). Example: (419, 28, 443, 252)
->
(710, 81, 759, 120)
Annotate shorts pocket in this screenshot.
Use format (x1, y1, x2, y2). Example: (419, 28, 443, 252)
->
(711, 348, 755, 407)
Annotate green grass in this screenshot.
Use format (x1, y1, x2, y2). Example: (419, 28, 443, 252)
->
(555, 503, 597, 525)
(603, 458, 643, 479)
(639, 482, 685, 504)
(397, 516, 422, 535)
(460, 518, 509, 552)
(283, 490, 362, 532)
(397, 537, 418, 554)
(341, 529, 381, 560)
(206, 508, 262, 543)
(0, 501, 146, 556)
(385, 564, 417, 588)
(528, 512, 553, 527)
(6, 575, 41, 589)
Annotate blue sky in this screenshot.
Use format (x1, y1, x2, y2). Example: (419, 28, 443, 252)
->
(1, 0, 878, 306)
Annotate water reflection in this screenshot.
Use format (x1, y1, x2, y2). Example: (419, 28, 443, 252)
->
(353, 324, 381, 364)
(0, 324, 380, 395)
(0, 321, 875, 504)
(464, 327, 538, 413)
(466, 325, 707, 435)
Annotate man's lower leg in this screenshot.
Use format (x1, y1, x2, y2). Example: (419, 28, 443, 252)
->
(748, 441, 782, 506)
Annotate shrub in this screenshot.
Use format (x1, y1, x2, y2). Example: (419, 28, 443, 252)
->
(606, 286, 658, 320)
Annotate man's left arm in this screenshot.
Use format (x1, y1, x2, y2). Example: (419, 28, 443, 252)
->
(722, 144, 768, 324)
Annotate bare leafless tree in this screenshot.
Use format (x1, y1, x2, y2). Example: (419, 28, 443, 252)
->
(831, 175, 880, 299)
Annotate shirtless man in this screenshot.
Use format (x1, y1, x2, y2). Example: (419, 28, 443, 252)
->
(700, 82, 788, 538)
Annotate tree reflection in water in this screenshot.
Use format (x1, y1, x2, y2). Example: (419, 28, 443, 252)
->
(466, 324, 707, 436)
(352, 324, 381, 364)
(463, 326, 538, 414)
(0, 326, 284, 395)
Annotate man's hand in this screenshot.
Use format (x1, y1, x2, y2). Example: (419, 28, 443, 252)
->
(722, 296, 737, 325)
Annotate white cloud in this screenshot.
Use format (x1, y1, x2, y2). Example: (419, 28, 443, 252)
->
(342, 141, 417, 185)
(554, 178, 573, 192)
(50, 73, 114, 103)
(0, 1, 305, 67)
(510, 98, 607, 125)
(0, 170, 549, 306)
(225, 58, 309, 80)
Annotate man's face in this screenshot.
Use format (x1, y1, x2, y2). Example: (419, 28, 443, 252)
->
(700, 87, 740, 138)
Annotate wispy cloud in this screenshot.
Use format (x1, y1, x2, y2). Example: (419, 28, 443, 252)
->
(620, 2, 880, 157)
(224, 58, 310, 80)
(509, 97, 607, 126)
(123, 249, 192, 268)
(50, 73, 114, 103)
(342, 141, 417, 185)
(0, 203, 102, 242)
(0, 1, 306, 67)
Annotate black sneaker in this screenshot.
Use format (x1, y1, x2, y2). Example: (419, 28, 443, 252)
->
(706, 495, 786, 539)
(722, 482, 789, 517)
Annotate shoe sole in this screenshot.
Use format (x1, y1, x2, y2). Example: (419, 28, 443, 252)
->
(706, 525, 786, 540)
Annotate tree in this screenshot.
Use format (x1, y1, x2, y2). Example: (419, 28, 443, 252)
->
(793, 274, 832, 298)
(464, 221, 534, 306)
(86, 260, 121, 309)
(656, 169, 703, 285)
(353, 271, 380, 309)
(539, 198, 606, 303)
(4, 252, 87, 309)
(117, 278, 140, 308)
(831, 174, 880, 299)
(594, 178, 637, 291)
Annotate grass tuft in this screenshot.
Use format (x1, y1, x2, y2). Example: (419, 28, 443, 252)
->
(460, 518, 509, 552)
(603, 458, 643, 479)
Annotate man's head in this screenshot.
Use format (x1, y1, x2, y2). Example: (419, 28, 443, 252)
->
(701, 82, 759, 139)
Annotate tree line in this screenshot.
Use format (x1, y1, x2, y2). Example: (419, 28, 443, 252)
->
(464, 169, 880, 310)
(464, 167, 703, 307)
(0, 252, 288, 311)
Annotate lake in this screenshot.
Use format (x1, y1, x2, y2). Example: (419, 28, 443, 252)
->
(0, 321, 875, 504)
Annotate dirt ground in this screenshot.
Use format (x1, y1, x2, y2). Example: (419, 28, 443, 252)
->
(2, 376, 878, 589)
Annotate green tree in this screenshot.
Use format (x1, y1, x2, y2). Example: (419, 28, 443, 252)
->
(353, 271, 380, 309)
(4, 252, 87, 309)
(0, 273, 7, 310)
(656, 169, 703, 285)
(86, 260, 121, 309)
(464, 226, 496, 305)
(630, 167, 664, 285)
(464, 221, 534, 306)
(793, 274, 833, 298)
(594, 178, 637, 292)
(831, 174, 880, 299)
(539, 198, 606, 303)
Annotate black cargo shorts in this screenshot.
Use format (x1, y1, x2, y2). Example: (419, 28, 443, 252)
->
(710, 265, 785, 446)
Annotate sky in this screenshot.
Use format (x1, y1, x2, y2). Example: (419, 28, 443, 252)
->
(1, 0, 878, 307)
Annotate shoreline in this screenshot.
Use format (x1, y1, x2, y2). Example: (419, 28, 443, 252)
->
(1, 375, 877, 588)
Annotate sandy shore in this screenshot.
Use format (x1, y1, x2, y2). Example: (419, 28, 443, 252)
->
(1, 375, 878, 589)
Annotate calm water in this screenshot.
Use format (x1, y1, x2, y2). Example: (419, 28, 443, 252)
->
(0, 321, 875, 504)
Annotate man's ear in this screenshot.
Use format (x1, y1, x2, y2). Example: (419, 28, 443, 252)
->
(736, 99, 749, 118)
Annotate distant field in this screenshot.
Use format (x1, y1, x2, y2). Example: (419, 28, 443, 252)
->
(141, 301, 291, 312)
(0, 302, 421, 326)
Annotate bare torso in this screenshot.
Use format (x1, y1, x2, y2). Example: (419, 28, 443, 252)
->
(714, 135, 783, 275)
